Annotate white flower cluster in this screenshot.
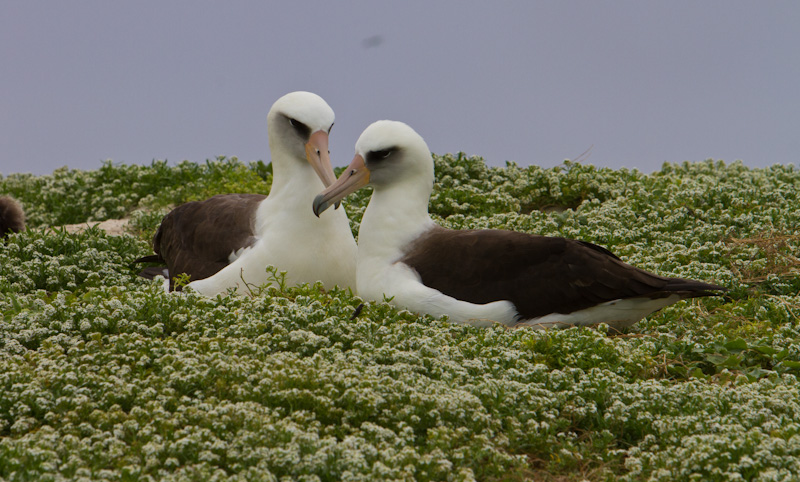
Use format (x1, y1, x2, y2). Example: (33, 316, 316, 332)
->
(0, 158, 798, 480)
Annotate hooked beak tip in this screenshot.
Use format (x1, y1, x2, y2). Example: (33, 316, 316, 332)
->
(312, 194, 328, 218)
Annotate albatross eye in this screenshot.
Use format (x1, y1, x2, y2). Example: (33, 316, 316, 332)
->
(289, 118, 311, 138)
(367, 148, 396, 164)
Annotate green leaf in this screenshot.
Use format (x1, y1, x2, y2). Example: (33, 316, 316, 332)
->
(705, 353, 730, 365)
(720, 354, 743, 368)
(724, 338, 748, 351)
(779, 360, 800, 370)
(751, 345, 778, 355)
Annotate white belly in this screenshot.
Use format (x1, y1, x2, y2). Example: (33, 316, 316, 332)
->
(188, 203, 356, 296)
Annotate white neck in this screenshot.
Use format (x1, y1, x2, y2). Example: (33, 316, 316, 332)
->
(268, 145, 325, 203)
(358, 175, 435, 260)
(252, 143, 335, 237)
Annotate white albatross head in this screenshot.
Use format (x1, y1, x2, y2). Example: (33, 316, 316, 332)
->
(312, 120, 434, 216)
(267, 91, 337, 187)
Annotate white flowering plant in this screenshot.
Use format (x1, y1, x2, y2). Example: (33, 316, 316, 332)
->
(1, 156, 799, 481)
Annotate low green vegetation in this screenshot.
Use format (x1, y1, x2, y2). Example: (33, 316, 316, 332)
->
(1, 156, 799, 481)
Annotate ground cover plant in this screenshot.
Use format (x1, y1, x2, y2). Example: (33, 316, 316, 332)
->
(1, 155, 799, 481)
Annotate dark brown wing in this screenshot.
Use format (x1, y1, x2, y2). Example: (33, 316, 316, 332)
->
(399, 226, 725, 319)
(152, 193, 266, 285)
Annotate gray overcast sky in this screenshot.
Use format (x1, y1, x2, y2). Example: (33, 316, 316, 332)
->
(2, 1, 799, 176)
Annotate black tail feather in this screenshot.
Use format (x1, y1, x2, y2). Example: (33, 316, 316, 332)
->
(663, 278, 727, 294)
(132, 254, 163, 264)
(131, 254, 169, 280)
(137, 266, 170, 280)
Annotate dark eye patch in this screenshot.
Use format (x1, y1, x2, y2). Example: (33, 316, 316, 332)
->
(366, 147, 397, 164)
(289, 118, 311, 139)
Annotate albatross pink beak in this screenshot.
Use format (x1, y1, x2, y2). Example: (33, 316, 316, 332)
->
(305, 130, 337, 188)
(312, 153, 370, 217)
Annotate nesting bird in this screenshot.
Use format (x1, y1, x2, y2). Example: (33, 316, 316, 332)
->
(135, 92, 357, 295)
(0, 196, 26, 238)
(313, 120, 725, 330)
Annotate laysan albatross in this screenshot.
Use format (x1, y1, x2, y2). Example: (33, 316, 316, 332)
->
(136, 91, 357, 295)
(313, 120, 726, 329)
